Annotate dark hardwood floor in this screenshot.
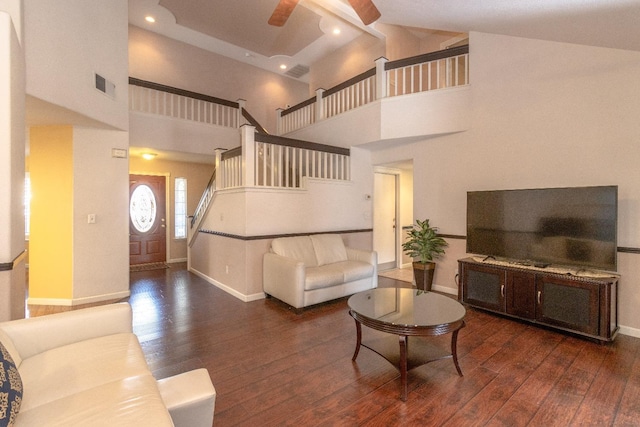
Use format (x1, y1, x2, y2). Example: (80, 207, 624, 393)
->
(29, 264, 640, 426)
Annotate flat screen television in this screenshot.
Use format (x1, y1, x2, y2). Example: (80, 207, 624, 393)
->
(466, 186, 618, 271)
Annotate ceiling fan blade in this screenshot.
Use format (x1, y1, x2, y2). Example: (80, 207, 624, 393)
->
(268, 0, 300, 27)
(347, 0, 381, 25)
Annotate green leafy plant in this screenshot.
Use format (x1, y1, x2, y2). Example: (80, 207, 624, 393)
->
(402, 219, 448, 263)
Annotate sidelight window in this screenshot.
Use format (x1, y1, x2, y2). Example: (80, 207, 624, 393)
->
(175, 177, 187, 239)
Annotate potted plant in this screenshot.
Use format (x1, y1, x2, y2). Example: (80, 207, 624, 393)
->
(402, 219, 448, 291)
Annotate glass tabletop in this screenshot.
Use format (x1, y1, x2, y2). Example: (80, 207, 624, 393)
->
(348, 288, 466, 328)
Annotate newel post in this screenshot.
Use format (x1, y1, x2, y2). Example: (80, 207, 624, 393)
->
(375, 57, 388, 99)
(276, 108, 283, 135)
(214, 148, 225, 190)
(241, 124, 256, 187)
(237, 99, 246, 127)
(315, 88, 325, 121)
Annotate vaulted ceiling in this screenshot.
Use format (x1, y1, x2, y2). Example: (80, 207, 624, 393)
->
(129, 0, 640, 82)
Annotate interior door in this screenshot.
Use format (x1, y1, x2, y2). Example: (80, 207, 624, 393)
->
(374, 172, 397, 270)
(129, 174, 166, 265)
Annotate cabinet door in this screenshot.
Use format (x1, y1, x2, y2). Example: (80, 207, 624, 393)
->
(506, 271, 536, 319)
(462, 263, 505, 312)
(536, 276, 599, 336)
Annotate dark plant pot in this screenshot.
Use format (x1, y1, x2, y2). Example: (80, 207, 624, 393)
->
(412, 261, 436, 291)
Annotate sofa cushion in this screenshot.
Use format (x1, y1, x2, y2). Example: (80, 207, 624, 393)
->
(310, 234, 348, 266)
(271, 236, 318, 267)
(0, 341, 22, 427)
(305, 266, 345, 291)
(18, 333, 151, 412)
(334, 260, 375, 282)
(14, 375, 173, 427)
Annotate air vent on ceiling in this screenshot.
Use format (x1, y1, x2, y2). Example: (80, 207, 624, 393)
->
(285, 64, 309, 79)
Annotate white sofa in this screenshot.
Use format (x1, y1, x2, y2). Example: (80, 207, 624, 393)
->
(263, 234, 378, 309)
(0, 303, 215, 427)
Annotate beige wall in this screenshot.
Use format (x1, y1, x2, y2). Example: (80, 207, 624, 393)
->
(129, 157, 213, 262)
(308, 33, 385, 94)
(128, 25, 309, 134)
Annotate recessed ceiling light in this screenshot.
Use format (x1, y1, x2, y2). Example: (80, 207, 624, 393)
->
(142, 153, 157, 160)
(333, 28, 341, 35)
(279, 64, 287, 70)
(145, 16, 156, 23)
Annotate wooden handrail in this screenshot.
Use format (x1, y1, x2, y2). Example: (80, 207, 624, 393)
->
(129, 77, 239, 109)
(241, 108, 269, 134)
(323, 67, 376, 98)
(221, 147, 242, 160)
(191, 168, 216, 228)
(385, 45, 469, 71)
(281, 96, 317, 117)
(255, 133, 349, 156)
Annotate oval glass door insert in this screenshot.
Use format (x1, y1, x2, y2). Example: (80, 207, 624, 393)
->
(130, 184, 157, 233)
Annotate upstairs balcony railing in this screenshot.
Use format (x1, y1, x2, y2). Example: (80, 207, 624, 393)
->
(277, 45, 469, 135)
(129, 77, 247, 129)
(217, 128, 350, 190)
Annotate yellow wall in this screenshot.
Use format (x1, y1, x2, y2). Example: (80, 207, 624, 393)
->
(29, 126, 73, 299)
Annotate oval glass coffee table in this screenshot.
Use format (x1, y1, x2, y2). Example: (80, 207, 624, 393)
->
(348, 288, 466, 401)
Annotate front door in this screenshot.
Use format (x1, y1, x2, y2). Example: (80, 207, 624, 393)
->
(129, 174, 166, 265)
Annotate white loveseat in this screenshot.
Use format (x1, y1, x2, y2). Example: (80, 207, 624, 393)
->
(0, 303, 215, 427)
(263, 234, 378, 309)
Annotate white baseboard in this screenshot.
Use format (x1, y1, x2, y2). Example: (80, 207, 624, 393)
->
(618, 325, 640, 338)
(189, 267, 265, 302)
(27, 290, 130, 307)
(432, 284, 457, 296)
(168, 258, 187, 264)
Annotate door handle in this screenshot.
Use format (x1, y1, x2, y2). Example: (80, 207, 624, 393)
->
(537, 290, 542, 304)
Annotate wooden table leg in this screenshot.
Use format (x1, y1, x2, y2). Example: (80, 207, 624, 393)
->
(451, 320, 465, 376)
(351, 315, 362, 361)
(399, 335, 408, 401)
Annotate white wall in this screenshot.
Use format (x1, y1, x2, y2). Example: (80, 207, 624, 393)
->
(370, 32, 640, 334)
(0, 9, 25, 320)
(24, 0, 129, 130)
(72, 128, 130, 303)
(129, 112, 241, 156)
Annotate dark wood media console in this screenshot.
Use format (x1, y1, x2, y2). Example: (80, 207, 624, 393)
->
(458, 257, 619, 342)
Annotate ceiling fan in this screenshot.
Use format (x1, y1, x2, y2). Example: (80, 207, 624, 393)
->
(268, 0, 381, 27)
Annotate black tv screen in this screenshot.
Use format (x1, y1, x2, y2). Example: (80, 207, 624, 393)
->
(466, 186, 617, 271)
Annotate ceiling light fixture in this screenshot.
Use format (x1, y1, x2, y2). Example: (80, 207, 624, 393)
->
(333, 28, 341, 35)
(145, 16, 156, 23)
(279, 64, 287, 70)
(142, 153, 157, 160)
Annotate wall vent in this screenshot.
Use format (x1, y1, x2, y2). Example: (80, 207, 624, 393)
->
(285, 64, 309, 79)
(95, 73, 116, 99)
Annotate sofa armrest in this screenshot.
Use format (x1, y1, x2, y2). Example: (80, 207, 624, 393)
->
(0, 302, 133, 362)
(263, 253, 306, 309)
(346, 247, 377, 266)
(346, 247, 378, 288)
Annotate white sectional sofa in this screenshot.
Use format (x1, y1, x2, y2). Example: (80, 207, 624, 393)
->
(0, 303, 215, 427)
(263, 234, 378, 309)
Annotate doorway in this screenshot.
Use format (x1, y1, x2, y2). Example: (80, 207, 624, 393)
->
(374, 171, 398, 271)
(129, 174, 166, 265)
